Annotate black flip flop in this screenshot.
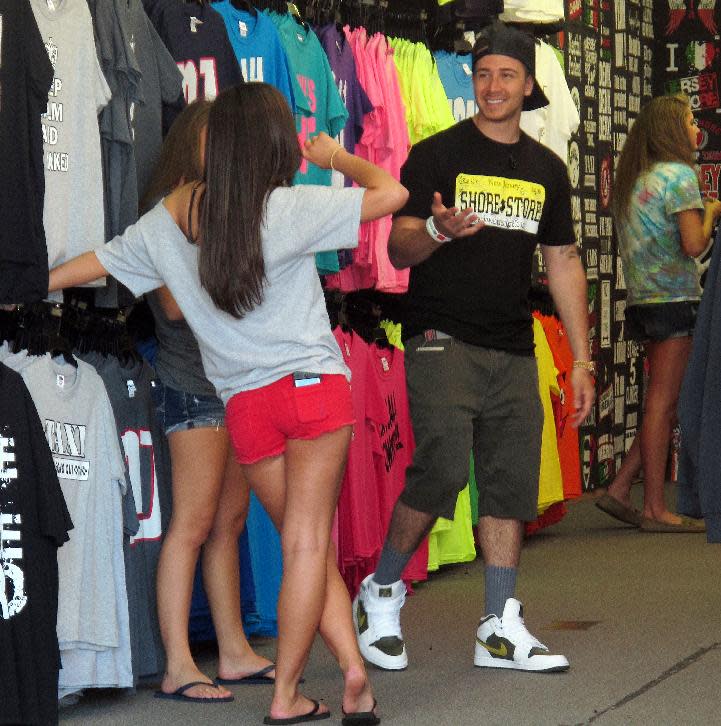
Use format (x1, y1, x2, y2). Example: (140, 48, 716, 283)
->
(154, 680, 234, 703)
(263, 699, 330, 724)
(342, 698, 380, 725)
(216, 664, 275, 685)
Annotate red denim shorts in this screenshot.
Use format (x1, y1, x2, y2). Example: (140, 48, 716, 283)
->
(225, 373, 354, 465)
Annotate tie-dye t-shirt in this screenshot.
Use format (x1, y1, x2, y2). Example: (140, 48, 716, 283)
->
(617, 162, 703, 306)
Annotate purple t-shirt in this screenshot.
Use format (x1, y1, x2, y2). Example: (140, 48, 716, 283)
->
(316, 23, 373, 168)
(317, 24, 372, 268)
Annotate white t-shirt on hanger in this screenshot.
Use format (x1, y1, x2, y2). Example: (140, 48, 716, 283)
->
(501, 0, 564, 23)
(520, 41, 580, 164)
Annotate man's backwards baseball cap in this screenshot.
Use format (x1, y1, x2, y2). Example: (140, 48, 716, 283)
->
(471, 22, 550, 111)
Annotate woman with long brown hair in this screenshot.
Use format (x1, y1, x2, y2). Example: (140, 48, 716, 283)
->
(48, 82, 407, 724)
(597, 95, 721, 532)
(141, 100, 274, 704)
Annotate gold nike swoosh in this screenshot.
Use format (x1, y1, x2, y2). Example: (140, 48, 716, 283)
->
(477, 639, 508, 657)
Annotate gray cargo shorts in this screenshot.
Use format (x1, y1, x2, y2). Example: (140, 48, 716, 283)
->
(400, 333, 543, 522)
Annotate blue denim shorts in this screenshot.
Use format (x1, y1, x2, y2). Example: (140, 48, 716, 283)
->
(151, 380, 225, 435)
(625, 301, 699, 343)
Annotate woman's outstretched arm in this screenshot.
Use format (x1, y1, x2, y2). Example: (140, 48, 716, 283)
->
(48, 251, 109, 293)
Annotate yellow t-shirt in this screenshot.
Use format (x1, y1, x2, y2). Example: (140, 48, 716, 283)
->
(533, 318, 564, 514)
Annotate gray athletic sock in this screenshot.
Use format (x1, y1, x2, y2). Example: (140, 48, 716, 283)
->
(484, 565, 517, 618)
(373, 541, 414, 586)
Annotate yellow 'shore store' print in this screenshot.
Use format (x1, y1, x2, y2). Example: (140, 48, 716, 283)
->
(455, 174, 546, 234)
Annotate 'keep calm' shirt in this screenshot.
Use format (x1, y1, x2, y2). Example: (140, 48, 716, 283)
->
(30, 0, 111, 286)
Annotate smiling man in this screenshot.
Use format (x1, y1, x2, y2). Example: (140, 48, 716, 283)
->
(352, 22, 595, 674)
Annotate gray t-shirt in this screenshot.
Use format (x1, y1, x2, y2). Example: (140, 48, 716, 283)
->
(20, 356, 128, 650)
(93, 356, 171, 680)
(96, 185, 364, 403)
(30, 0, 112, 300)
(113, 0, 184, 201)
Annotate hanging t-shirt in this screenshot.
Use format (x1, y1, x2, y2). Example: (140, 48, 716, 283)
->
(500, 0, 564, 23)
(389, 38, 455, 146)
(365, 343, 427, 584)
(89, 0, 143, 308)
(272, 11, 348, 277)
(325, 29, 409, 292)
(434, 51, 477, 123)
(21, 355, 132, 692)
(29, 0, 111, 299)
(244, 11, 346, 276)
(333, 328, 383, 583)
(213, 2, 296, 109)
(0, 363, 73, 726)
(93, 356, 172, 681)
(113, 0, 184, 201)
(427, 484, 476, 571)
(152, 1, 243, 119)
(535, 312, 582, 499)
(0, 0, 54, 304)
(316, 24, 373, 184)
(617, 161, 704, 306)
(520, 41, 580, 163)
(533, 318, 564, 514)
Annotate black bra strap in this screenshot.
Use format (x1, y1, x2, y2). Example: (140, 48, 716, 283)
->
(187, 183, 202, 244)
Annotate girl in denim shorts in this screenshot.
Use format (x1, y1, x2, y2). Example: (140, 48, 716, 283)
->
(599, 95, 721, 533)
(139, 101, 272, 704)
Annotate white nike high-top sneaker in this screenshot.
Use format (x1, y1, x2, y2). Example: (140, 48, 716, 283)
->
(474, 598, 569, 672)
(353, 573, 408, 670)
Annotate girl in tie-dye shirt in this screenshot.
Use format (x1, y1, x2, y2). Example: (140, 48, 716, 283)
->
(597, 95, 721, 533)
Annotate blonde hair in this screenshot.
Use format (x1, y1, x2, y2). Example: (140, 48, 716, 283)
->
(613, 95, 696, 222)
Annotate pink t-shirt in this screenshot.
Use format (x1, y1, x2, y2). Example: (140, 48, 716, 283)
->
(327, 29, 409, 294)
(333, 328, 383, 568)
(366, 342, 427, 584)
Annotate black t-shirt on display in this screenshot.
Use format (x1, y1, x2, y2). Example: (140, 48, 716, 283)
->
(0, 0, 54, 303)
(395, 119, 574, 353)
(0, 364, 73, 725)
(150, 0, 244, 128)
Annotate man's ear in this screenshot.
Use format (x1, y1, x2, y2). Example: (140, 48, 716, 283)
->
(524, 73, 534, 99)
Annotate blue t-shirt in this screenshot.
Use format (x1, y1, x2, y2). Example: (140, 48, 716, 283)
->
(434, 51, 477, 123)
(212, 1, 296, 111)
(616, 162, 704, 305)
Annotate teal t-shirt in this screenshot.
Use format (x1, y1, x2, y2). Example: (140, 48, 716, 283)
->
(271, 13, 349, 273)
(617, 162, 704, 306)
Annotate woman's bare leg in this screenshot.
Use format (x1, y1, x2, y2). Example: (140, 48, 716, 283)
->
(203, 451, 275, 680)
(157, 427, 231, 699)
(242, 426, 375, 720)
(638, 337, 693, 524)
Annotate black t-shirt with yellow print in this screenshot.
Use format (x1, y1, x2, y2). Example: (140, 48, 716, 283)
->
(394, 118, 574, 353)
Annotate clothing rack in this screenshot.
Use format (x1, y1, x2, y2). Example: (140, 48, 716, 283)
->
(0, 299, 140, 362)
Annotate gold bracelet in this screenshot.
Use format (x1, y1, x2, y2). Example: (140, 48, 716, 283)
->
(330, 148, 342, 171)
(572, 360, 596, 375)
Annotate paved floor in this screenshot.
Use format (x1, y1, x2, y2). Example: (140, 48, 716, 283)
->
(60, 486, 721, 725)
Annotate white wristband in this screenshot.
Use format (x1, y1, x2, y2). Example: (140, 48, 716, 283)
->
(426, 215, 453, 244)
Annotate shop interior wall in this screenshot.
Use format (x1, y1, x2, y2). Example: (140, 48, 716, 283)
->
(567, 0, 721, 490)
(562, 0, 653, 490)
